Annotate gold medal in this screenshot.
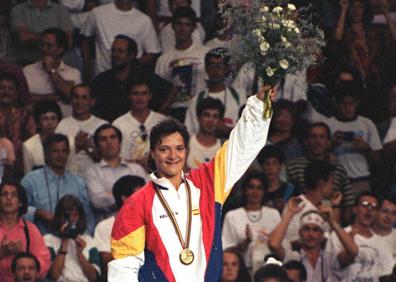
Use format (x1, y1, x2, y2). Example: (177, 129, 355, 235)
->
(179, 248, 194, 265)
(154, 179, 194, 266)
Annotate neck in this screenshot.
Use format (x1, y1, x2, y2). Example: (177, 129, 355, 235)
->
(196, 131, 217, 145)
(47, 165, 65, 176)
(270, 131, 291, 142)
(73, 112, 91, 121)
(176, 40, 193, 50)
(104, 156, 121, 168)
(267, 179, 281, 192)
(305, 190, 322, 207)
(352, 222, 373, 237)
(302, 247, 321, 267)
(372, 224, 392, 236)
(131, 108, 150, 123)
(160, 172, 183, 191)
(39, 132, 51, 143)
(245, 203, 261, 211)
(114, 2, 133, 11)
(0, 212, 19, 228)
(207, 81, 225, 92)
(114, 65, 130, 81)
(307, 152, 328, 161)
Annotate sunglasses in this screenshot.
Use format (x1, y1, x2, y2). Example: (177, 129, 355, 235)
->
(139, 124, 148, 142)
(300, 225, 322, 233)
(359, 201, 378, 210)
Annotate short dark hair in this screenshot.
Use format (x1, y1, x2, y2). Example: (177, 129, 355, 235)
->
(283, 260, 307, 281)
(11, 252, 40, 273)
(254, 264, 289, 282)
(354, 191, 379, 206)
(205, 47, 231, 66)
(306, 122, 331, 140)
(172, 6, 197, 25)
(150, 119, 189, 150)
(257, 145, 285, 165)
(196, 97, 225, 118)
(334, 80, 361, 101)
(93, 124, 122, 147)
(0, 180, 28, 216)
(127, 77, 152, 93)
(43, 133, 69, 154)
(114, 34, 138, 55)
(33, 100, 62, 125)
(304, 160, 335, 191)
(240, 171, 266, 207)
(113, 175, 146, 209)
(51, 195, 87, 235)
(381, 193, 396, 206)
(42, 28, 69, 56)
(70, 83, 93, 99)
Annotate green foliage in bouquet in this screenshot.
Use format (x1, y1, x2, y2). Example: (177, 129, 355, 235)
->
(219, 0, 325, 86)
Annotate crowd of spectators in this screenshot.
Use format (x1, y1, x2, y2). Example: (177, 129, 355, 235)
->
(0, 0, 396, 281)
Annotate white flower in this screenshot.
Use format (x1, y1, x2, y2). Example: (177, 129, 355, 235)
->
(260, 6, 269, 12)
(272, 6, 283, 13)
(273, 23, 280, 29)
(287, 4, 296, 11)
(260, 41, 270, 54)
(294, 27, 300, 34)
(266, 66, 274, 77)
(252, 29, 261, 37)
(279, 59, 289, 69)
(281, 36, 287, 42)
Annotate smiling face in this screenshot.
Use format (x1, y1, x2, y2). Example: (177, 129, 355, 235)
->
(306, 126, 331, 157)
(0, 79, 18, 106)
(71, 86, 94, 118)
(150, 132, 186, 182)
(274, 108, 294, 133)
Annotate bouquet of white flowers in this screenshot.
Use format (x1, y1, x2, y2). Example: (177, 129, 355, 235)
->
(219, 0, 325, 118)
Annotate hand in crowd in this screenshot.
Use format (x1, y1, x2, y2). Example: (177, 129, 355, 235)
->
(332, 131, 345, 147)
(352, 137, 370, 153)
(339, 0, 349, 10)
(75, 236, 87, 254)
(1, 236, 23, 257)
(331, 191, 343, 206)
(318, 204, 336, 223)
(42, 56, 57, 73)
(285, 196, 305, 216)
(256, 85, 278, 102)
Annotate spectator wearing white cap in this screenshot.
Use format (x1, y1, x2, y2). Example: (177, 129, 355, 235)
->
(268, 198, 358, 282)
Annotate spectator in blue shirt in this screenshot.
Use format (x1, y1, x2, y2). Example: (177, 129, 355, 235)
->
(21, 134, 94, 234)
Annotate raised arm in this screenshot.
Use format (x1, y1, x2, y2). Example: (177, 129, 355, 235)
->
(334, 0, 349, 41)
(268, 197, 304, 259)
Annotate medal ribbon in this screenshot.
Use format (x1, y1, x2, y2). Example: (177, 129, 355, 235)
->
(154, 179, 192, 252)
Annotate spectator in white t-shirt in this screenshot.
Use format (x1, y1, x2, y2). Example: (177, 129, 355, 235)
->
(93, 175, 145, 280)
(155, 6, 208, 121)
(56, 84, 107, 176)
(159, 0, 205, 53)
(80, 0, 161, 77)
(113, 79, 167, 168)
(326, 192, 394, 281)
(84, 124, 147, 220)
(328, 81, 382, 195)
(186, 97, 223, 170)
(222, 172, 281, 273)
(372, 194, 396, 263)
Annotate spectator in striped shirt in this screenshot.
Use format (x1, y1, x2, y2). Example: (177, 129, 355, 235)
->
(286, 122, 354, 224)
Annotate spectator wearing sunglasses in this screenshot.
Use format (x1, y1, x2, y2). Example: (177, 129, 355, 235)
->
(326, 191, 393, 281)
(113, 79, 167, 170)
(84, 124, 148, 221)
(269, 198, 357, 282)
